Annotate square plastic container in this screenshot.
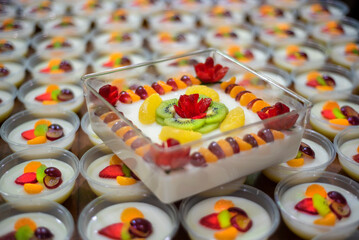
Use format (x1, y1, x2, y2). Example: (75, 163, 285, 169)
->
(83, 49, 311, 203)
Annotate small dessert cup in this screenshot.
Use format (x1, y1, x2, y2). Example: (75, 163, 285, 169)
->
(331, 42, 359, 69)
(18, 81, 84, 112)
(0, 60, 26, 87)
(180, 184, 280, 240)
(266, 0, 306, 10)
(0, 81, 16, 123)
(293, 64, 355, 99)
(275, 171, 359, 240)
(334, 127, 359, 181)
(0, 147, 79, 204)
(0, 199, 74, 239)
(169, 0, 212, 13)
(263, 129, 335, 183)
(0, 37, 29, 61)
(148, 10, 197, 33)
(41, 16, 91, 37)
(200, 5, 245, 28)
(217, 0, 259, 13)
(81, 112, 103, 145)
(22, 1, 66, 23)
(80, 143, 150, 197)
(0, 18, 35, 39)
(78, 193, 179, 239)
(249, 4, 295, 27)
(0, 108, 80, 152)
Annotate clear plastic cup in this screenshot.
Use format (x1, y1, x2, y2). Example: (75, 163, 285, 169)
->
(81, 112, 103, 145)
(299, 0, 349, 23)
(0, 81, 16, 123)
(0, 37, 29, 61)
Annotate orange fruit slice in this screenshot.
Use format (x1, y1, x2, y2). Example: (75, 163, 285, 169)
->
(34, 119, 52, 128)
(287, 158, 304, 167)
(121, 207, 144, 223)
(159, 126, 202, 144)
(110, 155, 123, 165)
(214, 199, 235, 212)
(24, 161, 42, 173)
(322, 101, 340, 111)
(214, 226, 238, 240)
(305, 184, 327, 198)
(220, 77, 236, 90)
(198, 147, 218, 163)
(116, 176, 137, 186)
(45, 84, 60, 93)
(313, 212, 336, 226)
(27, 136, 47, 145)
(217, 139, 234, 157)
(15, 218, 37, 231)
(233, 137, 252, 151)
(24, 183, 44, 194)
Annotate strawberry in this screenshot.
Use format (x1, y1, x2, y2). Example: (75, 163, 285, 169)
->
(199, 213, 221, 230)
(295, 198, 318, 215)
(21, 129, 36, 140)
(321, 109, 336, 119)
(15, 172, 38, 185)
(40, 67, 51, 73)
(99, 165, 124, 179)
(35, 92, 52, 102)
(306, 80, 319, 88)
(98, 223, 124, 239)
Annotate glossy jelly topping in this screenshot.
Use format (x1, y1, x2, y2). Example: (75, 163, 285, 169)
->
(344, 43, 359, 62)
(0, 18, 21, 31)
(21, 119, 64, 144)
(320, 101, 359, 128)
(227, 45, 254, 63)
(266, 23, 295, 38)
(102, 53, 132, 68)
(46, 37, 71, 49)
(34, 84, 74, 105)
(40, 59, 73, 74)
(305, 71, 336, 91)
(321, 21, 345, 36)
(286, 45, 308, 66)
(0, 63, 10, 77)
(0, 39, 14, 53)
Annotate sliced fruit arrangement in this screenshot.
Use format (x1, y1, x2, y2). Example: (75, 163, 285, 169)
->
(34, 84, 75, 105)
(259, 4, 284, 17)
(98, 207, 153, 239)
(237, 73, 268, 90)
(286, 45, 308, 66)
(39, 59, 73, 74)
(161, 10, 182, 22)
(14, 161, 63, 194)
(158, 32, 186, 43)
(321, 21, 344, 36)
(21, 119, 64, 145)
(320, 100, 359, 128)
(0, 39, 15, 53)
(305, 71, 336, 91)
(199, 199, 253, 239)
(310, 3, 330, 16)
(110, 9, 127, 22)
(352, 145, 359, 163)
(54, 16, 75, 28)
(45, 36, 71, 49)
(30, 0, 52, 13)
(227, 45, 254, 63)
(295, 184, 351, 226)
(98, 154, 139, 186)
(266, 23, 295, 38)
(0, 18, 21, 31)
(208, 5, 232, 18)
(0, 217, 54, 240)
(82, 0, 101, 10)
(344, 43, 359, 61)
(102, 53, 132, 68)
(214, 26, 238, 39)
(286, 142, 315, 167)
(108, 32, 132, 43)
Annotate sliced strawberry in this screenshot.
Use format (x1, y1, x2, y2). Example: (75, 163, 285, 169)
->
(321, 109, 336, 119)
(295, 198, 318, 215)
(40, 67, 51, 73)
(306, 80, 319, 88)
(199, 213, 221, 230)
(21, 129, 36, 140)
(99, 165, 124, 179)
(103, 61, 114, 68)
(35, 92, 52, 102)
(98, 223, 123, 239)
(15, 172, 38, 185)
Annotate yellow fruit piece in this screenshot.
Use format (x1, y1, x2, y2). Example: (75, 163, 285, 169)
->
(138, 93, 163, 124)
(220, 107, 245, 132)
(121, 207, 144, 223)
(214, 199, 235, 212)
(45, 84, 60, 93)
(313, 212, 336, 226)
(287, 158, 304, 167)
(198, 147, 218, 163)
(159, 126, 202, 144)
(329, 119, 350, 130)
(116, 176, 137, 186)
(24, 183, 44, 194)
(110, 155, 123, 165)
(24, 161, 42, 173)
(322, 101, 340, 111)
(27, 136, 47, 145)
(14, 218, 37, 231)
(185, 85, 220, 102)
(220, 77, 236, 90)
(214, 226, 238, 240)
(34, 119, 52, 128)
(305, 184, 327, 198)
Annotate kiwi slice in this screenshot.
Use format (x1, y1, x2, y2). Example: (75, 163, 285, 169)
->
(205, 102, 228, 124)
(156, 98, 177, 119)
(196, 123, 220, 134)
(156, 116, 165, 126)
(164, 118, 205, 130)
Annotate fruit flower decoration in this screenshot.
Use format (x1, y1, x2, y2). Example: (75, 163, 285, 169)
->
(99, 84, 119, 106)
(0, 217, 54, 240)
(345, 43, 359, 62)
(295, 184, 351, 226)
(199, 199, 253, 239)
(286, 45, 308, 66)
(21, 119, 64, 145)
(40, 59, 73, 74)
(0, 63, 10, 77)
(321, 100, 359, 128)
(257, 102, 298, 130)
(194, 57, 229, 84)
(306, 71, 336, 91)
(227, 46, 254, 63)
(286, 142, 315, 167)
(0, 39, 14, 53)
(34, 84, 74, 105)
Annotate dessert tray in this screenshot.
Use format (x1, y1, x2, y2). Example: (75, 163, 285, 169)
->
(83, 49, 311, 203)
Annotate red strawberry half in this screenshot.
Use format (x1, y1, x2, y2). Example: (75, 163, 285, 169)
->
(295, 198, 318, 215)
(199, 213, 221, 230)
(99, 165, 124, 179)
(98, 223, 123, 239)
(21, 129, 36, 140)
(15, 172, 38, 185)
(35, 92, 52, 102)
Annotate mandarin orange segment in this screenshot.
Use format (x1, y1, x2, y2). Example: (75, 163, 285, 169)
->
(329, 119, 350, 130)
(214, 226, 238, 240)
(126, 89, 141, 102)
(286, 45, 300, 54)
(234, 137, 252, 151)
(357, 145, 359, 153)
(316, 86, 334, 91)
(116, 176, 137, 185)
(27, 136, 47, 145)
(121, 207, 144, 223)
(107, 120, 118, 128)
(43, 100, 58, 105)
(287, 158, 304, 167)
(45, 84, 60, 93)
(143, 85, 156, 96)
(24, 183, 44, 194)
(305, 184, 327, 198)
(34, 119, 52, 128)
(116, 126, 132, 138)
(110, 155, 123, 165)
(313, 212, 336, 226)
(198, 147, 218, 163)
(229, 86, 245, 98)
(14, 218, 37, 231)
(345, 43, 358, 52)
(214, 199, 235, 212)
(217, 139, 234, 157)
(100, 112, 112, 120)
(239, 93, 256, 106)
(24, 161, 42, 173)
(252, 100, 270, 113)
(125, 136, 138, 146)
(135, 144, 150, 157)
(271, 130, 285, 140)
(220, 77, 236, 90)
(277, 23, 290, 30)
(307, 71, 321, 81)
(158, 81, 173, 93)
(173, 78, 187, 89)
(189, 74, 201, 85)
(48, 59, 61, 68)
(327, 21, 338, 28)
(322, 101, 340, 111)
(250, 133, 266, 145)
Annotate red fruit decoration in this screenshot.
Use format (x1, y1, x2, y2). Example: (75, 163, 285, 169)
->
(295, 198, 318, 215)
(22, 129, 36, 140)
(99, 84, 119, 106)
(99, 165, 124, 178)
(98, 223, 124, 239)
(194, 57, 229, 84)
(200, 213, 221, 230)
(257, 102, 298, 130)
(15, 172, 38, 185)
(174, 94, 212, 119)
(35, 92, 52, 102)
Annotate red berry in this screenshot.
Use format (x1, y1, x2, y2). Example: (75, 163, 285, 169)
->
(15, 172, 38, 185)
(135, 86, 148, 99)
(119, 91, 132, 104)
(99, 165, 124, 178)
(98, 223, 124, 239)
(151, 82, 165, 95)
(166, 78, 178, 91)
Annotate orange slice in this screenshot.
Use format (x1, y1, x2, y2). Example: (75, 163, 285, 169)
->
(316, 86, 334, 91)
(233, 137, 252, 151)
(214, 199, 235, 212)
(229, 86, 245, 98)
(24, 161, 42, 173)
(217, 139, 234, 157)
(322, 101, 340, 111)
(116, 126, 132, 138)
(158, 81, 173, 93)
(271, 130, 285, 140)
(307, 71, 321, 81)
(43, 100, 58, 105)
(329, 119, 350, 130)
(252, 100, 270, 113)
(126, 89, 141, 102)
(214, 226, 238, 240)
(287, 158, 304, 167)
(313, 212, 336, 226)
(143, 85, 156, 96)
(250, 133, 266, 145)
(24, 183, 44, 194)
(34, 119, 52, 128)
(121, 207, 144, 223)
(198, 147, 218, 163)
(220, 77, 236, 90)
(110, 155, 123, 165)
(45, 84, 60, 93)
(27, 136, 47, 145)
(15, 218, 37, 231)
(116, 176, 137, 186)
(135, 144, 150, 157)
(305, 184, 327, 198)
(239, 92, 256, 106)
(173, 78, 187, 89)
(125, 136, 138, 147)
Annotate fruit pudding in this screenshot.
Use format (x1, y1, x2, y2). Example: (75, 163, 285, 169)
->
(1, 109, 79, 152)
(263, 129, 335, 183)
(293, 64, 354, 99)
(71, 0, 114, 19)
(0, 38, 28, 61)
(28, 56, 87, 84)
(0, 81, 16, 123)
(18, 82, 84, 112)
(23, 0, 66, 23)
(0, 3, 17, 20)
(273, 42, 327, 72)
(181, 185, 280, 240)
(123, 0, 166, 16)
(92, 32, 143, 55)
(79, 195, 179, 240)
(299, 0, 349, 23)
(205, 25, 255, 50)
(249, 4, 295, 26)
(0, 18, 35, 39)
(200, 5, 245, 28)
(81, 144, 150, 197)
(331, 42, 359, 68)
(148, 10, 196, 33)
(310, 97, 359, 139)
(275, 172, 359, 239)
(148, 32, 201, 57)
(42, 16, 90, 37)
(31, 34, 86, 59)
(266, 0, 306, 10)
(258, 22, 308, 47)
(170, 0, 212, 13)
(311, 18, 359, 46)
(226, 44, 270, 69)
(0, 61, 25, 86)
(217, 0, 259, 13)
(95, 9, 143, 33)
(81, 112, 103, 145)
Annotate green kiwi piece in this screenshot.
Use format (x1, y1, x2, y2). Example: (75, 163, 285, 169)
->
(205, 102, 228, 124)
(196, 123, 220, 134)
(156, 98, 177, 119)
(164, 118, 205, 130)
(156, 116, 165, 126)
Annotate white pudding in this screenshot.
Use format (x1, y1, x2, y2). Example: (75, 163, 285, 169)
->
(0, 62, 25, 86)
(249, 5, 295, 26)
(205, 27, 255, 49)
(339, 139, 359, 181)
(0, 38, 28, 61)
(331, 43, 359, 68)
(200, 8, 244, 28)
(311, 21, 359, 45)
(81, 113, 103, 145)
(299, 2, 347, 23)
(92, 32, 143, 54)
(23, 2, 66, 22)
(95, 10, 142, 32)
(0, 19, 35, 39)
(0, 4, 17, 20)
(71, 1, 114, 19)
(0, 90, 14, 122)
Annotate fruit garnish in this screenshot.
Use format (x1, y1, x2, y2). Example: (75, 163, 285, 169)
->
(36, 164, 47, 183)
(116, 176, 137, 185)
(46, 124, 64, 141)
(35, 119, 52, 128)
(208, 141, 226, 159)
(110, 155, 123, 165)
(27, 136, 47, 145)
(24, 161, 42, 173)
(310, 3, 330, 15)
(24, 183, 44, 194)
(0, 40, 14, 53)
(161, 10, 182, 22)
(34, 124, 48, 137)
(257, 102, 298, 130)
(230, 213, 252, 232)
(40, 59, 73, 74)
(194, 57, 229, 84)
(209, 5, 232, 17)
(174, 94, 212, 119)
(295, 198, 318, 215)
(214, 226, 238, 240)
(313, 193, 331, 216)
(345, 43, 359, 61)
(121, 207, 144, 223)
(259, 4, 283, 17)
(214, 199, 235, 212)
(0, 18, 22, 31)
(200, 213, 221, 230)
(218, 210, 231, 228)
(266, 23, 295, 38)
(185, 85, 220, 102)
(34, 227, 53, 239)
(99, 165, 124, 179)
(287, 157, 304, 167)
(159, 126, 202, 144)
(99, 84, 119, 106)
(306, 71, 335, 91)
(0, 64, 10, 77)
(15, 217, 37, 231)
(321, 101, 359, 127)
(43, 167, 62, 189)
(129, 218, 153, 238)
(138, 93, 162, 124)
(328, 191, 347, 205)
(22, 129, 36, 140)
(46, 36, 71, 49)
(306, 184, 327, 198)
(0, 231, 16, 240)
(286, 45, 308, 66)
(322, 21, 344, 36)
(215, 26, 237, 39)
(313, 212, 336, 226)
(55, 17, 75, 28)
(135, 86, 148, 100)
(103, 53, 132, 68)
(98, 223, 124, 239)
(15, 172, 37, 185)
(330, 201, 351, 220)
(300, 142, 315, 158)
(15, 225, 33, 240)
(111, 9, 127, 22)
(158, 32, 186, 42)
(220, 107, 245, 132)
(227, 46, 254, 63)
